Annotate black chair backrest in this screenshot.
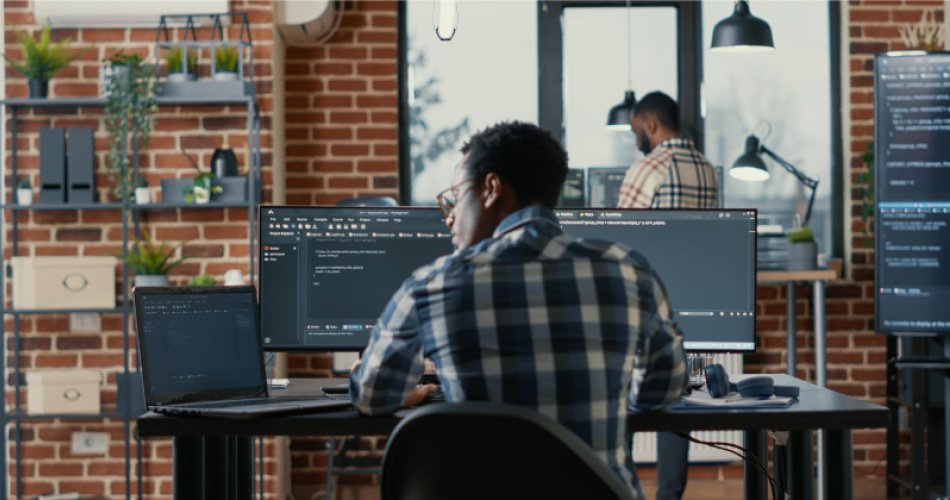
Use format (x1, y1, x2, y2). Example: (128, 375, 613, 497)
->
(335, 196, 398, 207)
(381, 402, 639, 500)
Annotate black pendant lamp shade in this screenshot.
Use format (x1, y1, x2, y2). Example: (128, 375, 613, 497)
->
(711, 0, 774, 52)
(606, 90, 637, 131)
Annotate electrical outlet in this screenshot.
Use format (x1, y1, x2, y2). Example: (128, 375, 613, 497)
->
(71, 431, 108, 455)
(69, 313, 101, 333)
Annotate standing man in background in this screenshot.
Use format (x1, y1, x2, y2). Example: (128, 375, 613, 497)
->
(618, 91, 718, 210)
(619, 91, 719, 500)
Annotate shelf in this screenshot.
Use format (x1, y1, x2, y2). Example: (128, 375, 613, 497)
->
(2, 202, 122, 211)
(11, 412, 125, 421)
(4, 306, 126, 315)
(132, 202, 255, 210)
(1, 96, 253, 107)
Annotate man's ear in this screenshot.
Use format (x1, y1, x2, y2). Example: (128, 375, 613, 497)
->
(482, 173, 504, 209)
(645, 114, 660, 136)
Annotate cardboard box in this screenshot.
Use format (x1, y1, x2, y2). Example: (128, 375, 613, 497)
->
(26, 370, 102, 414)
(10, 256, 117, 310)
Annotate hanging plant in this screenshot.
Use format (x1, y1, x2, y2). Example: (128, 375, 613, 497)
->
(103, 51, 160, 206)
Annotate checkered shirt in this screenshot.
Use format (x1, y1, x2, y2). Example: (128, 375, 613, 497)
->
(617, 138, 718, 209)
(350, 206, 687, 491)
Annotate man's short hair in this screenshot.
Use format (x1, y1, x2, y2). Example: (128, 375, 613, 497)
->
(633, 91, 680, 132)
(460, 121, 568, 209)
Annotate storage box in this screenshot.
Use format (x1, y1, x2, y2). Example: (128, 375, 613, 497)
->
(10, 256, 117, 310)
(26, 370, 102, 415)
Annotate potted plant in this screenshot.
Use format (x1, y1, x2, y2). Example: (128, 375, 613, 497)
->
(16, 178, 33, 206)
(786, 226, 818, 271)
(189, 273, 216, 286)
(104, 52, 159, 205)
(3, 23, 86, 99)
(213, 46, 239, 82)
(183, 173, 224, 204)
(124, 229, 187, 287)
(133, 175, 150, 205)
(164, 46, 197, 82)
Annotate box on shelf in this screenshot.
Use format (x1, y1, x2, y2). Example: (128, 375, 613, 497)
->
(10, 256, 117, 310)
(160, 81, 255, 99)
(26, 370, 102, 414)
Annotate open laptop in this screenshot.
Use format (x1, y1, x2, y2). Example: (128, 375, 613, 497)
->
(134, 286, 351, 417)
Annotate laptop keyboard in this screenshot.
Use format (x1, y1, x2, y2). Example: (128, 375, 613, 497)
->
(180, 396, 324, 409)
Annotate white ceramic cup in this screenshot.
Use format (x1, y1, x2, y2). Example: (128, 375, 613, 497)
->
(223, 269, 244, 286)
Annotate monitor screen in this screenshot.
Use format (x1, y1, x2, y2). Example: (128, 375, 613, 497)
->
(587, 167, 628, 208)
(558, 168, 586, 207)
(557, 209, 757, 352)
(874, 53, 950, 333)
(259, 206, 454, 351)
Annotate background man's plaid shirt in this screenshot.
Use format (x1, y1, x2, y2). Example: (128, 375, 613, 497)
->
(617, 138, 718, 209)
(350, 206, 687, 491)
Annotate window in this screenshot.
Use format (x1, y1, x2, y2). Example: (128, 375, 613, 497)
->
(562, 6, 678, 169)
(401, 1, 538, 205)
(702, 1, 840, 258)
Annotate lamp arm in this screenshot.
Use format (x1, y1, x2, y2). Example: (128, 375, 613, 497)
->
(760, 145, 820, 226)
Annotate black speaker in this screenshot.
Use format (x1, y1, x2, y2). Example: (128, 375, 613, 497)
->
(38, 128, 66, 204)
(67, 127, 95, 203)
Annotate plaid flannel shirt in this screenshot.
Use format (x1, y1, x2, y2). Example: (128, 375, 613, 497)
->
(617, 138, 718, 209)
(350, 206, 686, 490)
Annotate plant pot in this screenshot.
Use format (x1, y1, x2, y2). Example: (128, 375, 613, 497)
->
(787, 241, 818, 271)
(134, 187, 151, 205)
(16, 188, 33, 206)
(100, 64, 131, 96)
(193, 186, 211, 204)
(168, 72, 196, 83)
(212, 71, 239, 82)
(28, 79, 48, 98)
(134, 275, 169, 287)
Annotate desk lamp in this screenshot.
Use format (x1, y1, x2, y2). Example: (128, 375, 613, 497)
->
(728, 134, 819, 225)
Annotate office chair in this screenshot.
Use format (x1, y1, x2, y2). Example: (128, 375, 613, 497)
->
(381, 402, 640, 500)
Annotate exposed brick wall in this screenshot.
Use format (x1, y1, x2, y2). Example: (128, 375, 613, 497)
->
(3, 0, 276, 497)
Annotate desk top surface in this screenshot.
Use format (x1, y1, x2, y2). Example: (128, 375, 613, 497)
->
(137, 374, 887, 438)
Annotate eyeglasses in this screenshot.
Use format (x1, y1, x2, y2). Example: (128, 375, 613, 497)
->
(436, 178, 475, 218)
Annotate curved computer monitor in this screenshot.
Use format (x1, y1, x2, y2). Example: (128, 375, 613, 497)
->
(556, 208, 757, 352)
(260, 206, 756, 353)
(259, 206, 454, 351)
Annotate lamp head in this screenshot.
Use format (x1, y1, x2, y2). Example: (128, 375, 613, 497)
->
(729, 135, 770, 182)
(606, 90, 637, 131)
(711, 0, 775, 53)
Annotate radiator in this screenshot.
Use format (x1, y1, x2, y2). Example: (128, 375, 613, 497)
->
(632, 353, 743, 464)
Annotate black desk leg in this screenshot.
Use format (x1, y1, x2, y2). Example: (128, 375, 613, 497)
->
(788, 430, 813, 500)
(174, 436, 254, 500)
(825, 429, 853, 500)
(744, 430, 768, 500)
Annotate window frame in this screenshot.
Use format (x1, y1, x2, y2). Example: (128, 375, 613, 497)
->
(396, 0, 843, 259)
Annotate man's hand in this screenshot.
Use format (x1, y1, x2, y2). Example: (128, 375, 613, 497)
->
(402, 384, 440, 408)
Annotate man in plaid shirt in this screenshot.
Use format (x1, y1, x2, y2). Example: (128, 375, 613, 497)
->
(620, 91, 718, 500)
(617, 91, 718, 209)
(350, 121, 686, 495)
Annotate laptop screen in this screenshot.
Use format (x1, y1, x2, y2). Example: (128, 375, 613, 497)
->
(135, 286, 266, 405)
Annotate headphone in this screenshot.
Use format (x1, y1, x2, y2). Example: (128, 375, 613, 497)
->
(705, 363, 799, 399)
